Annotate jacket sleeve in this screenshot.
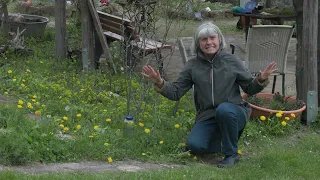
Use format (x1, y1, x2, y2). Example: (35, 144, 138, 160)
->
(155, 60, 193, 101)
(232, 56, 269, 95)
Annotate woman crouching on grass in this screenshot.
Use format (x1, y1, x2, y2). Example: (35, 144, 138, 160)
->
(141, 21, 277, 167)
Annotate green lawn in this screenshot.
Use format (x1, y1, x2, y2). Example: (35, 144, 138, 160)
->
(1, 128, 320, 179)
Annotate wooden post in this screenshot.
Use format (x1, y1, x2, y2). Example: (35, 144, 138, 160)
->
(265, 0, 272, 8)
(0, 4, 9, 35)
(302, 0, 318, 124)
(55, 0, 67, 59)
(81, 0, 95, 71)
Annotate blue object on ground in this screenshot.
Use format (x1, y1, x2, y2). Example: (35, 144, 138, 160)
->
(241, 1, 256, 13)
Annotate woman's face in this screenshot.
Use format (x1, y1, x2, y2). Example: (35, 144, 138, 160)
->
(199, 35, 220, 58)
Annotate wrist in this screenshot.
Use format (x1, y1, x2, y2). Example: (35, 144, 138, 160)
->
(155, 78, 164, 87)
(259, 73, 267, 82)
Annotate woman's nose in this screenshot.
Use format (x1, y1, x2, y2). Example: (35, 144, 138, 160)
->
(206, 39, 214, 44)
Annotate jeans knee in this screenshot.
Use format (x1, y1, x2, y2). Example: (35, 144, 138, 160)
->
(186, 137, 208, 154)
(216, 102, 235, 117)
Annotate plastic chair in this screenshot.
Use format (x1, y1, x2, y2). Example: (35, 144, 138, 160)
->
(231, 25, 295, 95)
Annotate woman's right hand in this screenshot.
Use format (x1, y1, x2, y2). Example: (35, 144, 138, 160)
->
(141, 65, 163, 87)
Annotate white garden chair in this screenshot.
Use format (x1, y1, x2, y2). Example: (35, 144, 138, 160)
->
(231, 25, 295, 95)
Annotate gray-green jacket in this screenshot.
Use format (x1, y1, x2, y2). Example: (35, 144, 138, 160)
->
(158, 50, 269, 122)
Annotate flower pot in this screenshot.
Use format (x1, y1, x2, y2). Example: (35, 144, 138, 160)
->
(1, 14, 49, 37)
(242, 93, 306, 119)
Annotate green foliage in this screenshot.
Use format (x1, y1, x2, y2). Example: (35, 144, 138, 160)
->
(0, 24, 197, 165)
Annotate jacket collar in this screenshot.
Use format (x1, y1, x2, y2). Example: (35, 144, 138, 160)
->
(197, 49, 224, 65)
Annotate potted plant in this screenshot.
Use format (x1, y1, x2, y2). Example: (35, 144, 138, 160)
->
(242, 92, 306, 119)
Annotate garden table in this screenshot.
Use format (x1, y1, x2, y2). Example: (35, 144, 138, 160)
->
(226, 11, 296, 41)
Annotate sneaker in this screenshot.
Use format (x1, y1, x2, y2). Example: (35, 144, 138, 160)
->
(217, 154, 240, 168)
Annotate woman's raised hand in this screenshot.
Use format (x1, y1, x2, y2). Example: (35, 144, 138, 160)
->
(260, 61, 278, 81)
(141, 65, 163, 86)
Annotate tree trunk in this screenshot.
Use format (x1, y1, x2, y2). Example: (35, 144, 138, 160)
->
(293, 0, 303, 102)
(55, 0, 67, 59)
(318, 2, 320, 105)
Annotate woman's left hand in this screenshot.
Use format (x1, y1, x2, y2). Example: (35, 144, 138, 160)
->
(260, 61, 278, 81)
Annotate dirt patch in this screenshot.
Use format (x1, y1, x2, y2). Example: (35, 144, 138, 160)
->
(0, 95, 15, 105)
(0, 160, 183, 174)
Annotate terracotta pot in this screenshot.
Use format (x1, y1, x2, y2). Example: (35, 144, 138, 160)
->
(242, 93, 306, 119)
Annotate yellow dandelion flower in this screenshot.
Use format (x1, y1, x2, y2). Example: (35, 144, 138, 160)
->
(193, 156, 197, 160)
(32, 95, 37, 99)
(179, 143, 186, 147)
(63, 127, 70, 132)
(94, 125, 99, 130)
(7, 70, 12, 74)
(4, 92, 8, 95)
(35, 110, 41, 115)
(76, 113, 82, 117)
(142, 153, 146, 156)
(31, 99, 36, 102)
(174, 124, 180, 129)
(17, 105, 23, 109)
(20, 83, 25, 87)
(26, 69, 31, 73)
(139, 122, 144, 127)
(144, 129, 151, 133)
(237, 149, 242, 155)
(106, 118, 111, 122)
(59, 124, 64, 128)
(27, 102, 33, 109)
(159, 140, 164, 145)
(285, 117, 290, 121)
(276, 113, 282, 118)
(18, 100, 24, 105)
(260, 116, 266, 121)
(76, 125, 81, 130)
(278, 110, 283, 114)
(281, 121, 287, 126)
(22, 79, 26, 82)
(290, 113, 296, 118)
(63, 116, 68, 121)
(107, 157, 113, 163)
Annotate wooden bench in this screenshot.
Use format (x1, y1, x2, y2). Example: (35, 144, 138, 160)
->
(95, 11, 174, 73)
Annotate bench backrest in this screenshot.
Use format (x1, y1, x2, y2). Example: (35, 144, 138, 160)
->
(97, 11, 138, 40)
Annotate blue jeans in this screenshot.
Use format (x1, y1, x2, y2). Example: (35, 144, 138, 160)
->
(186, 102, 247, 156)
